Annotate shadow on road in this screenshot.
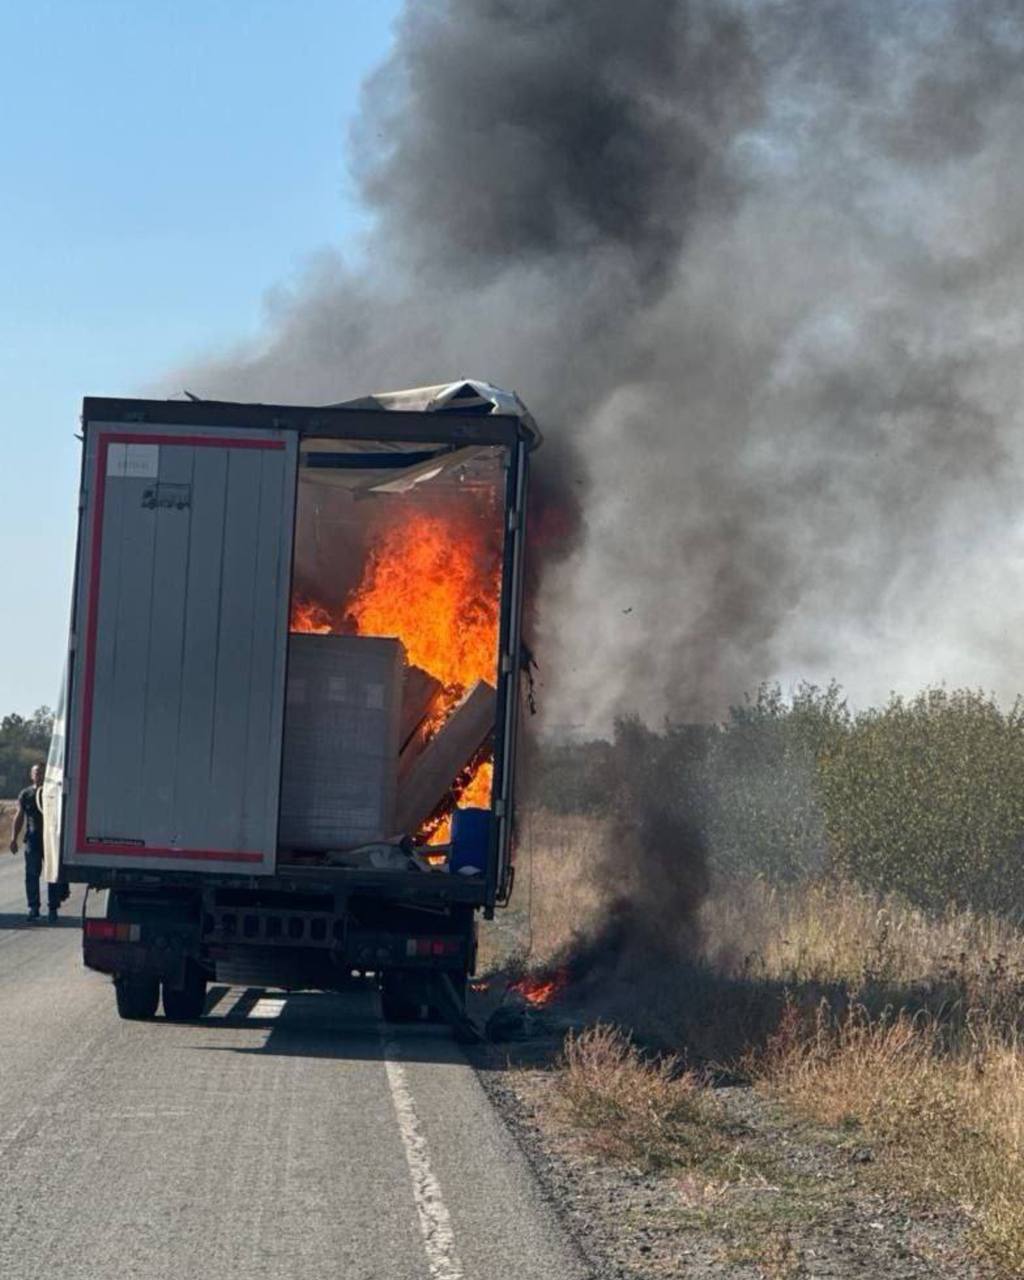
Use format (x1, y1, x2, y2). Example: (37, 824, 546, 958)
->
(190, 987, 483, 1066)
(0, 912, 80, 931)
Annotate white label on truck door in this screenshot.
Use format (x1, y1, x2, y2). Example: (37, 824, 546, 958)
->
(106, 443, 126, 476)
(126, 444, 159, 477)
(107, 443, 159, 478)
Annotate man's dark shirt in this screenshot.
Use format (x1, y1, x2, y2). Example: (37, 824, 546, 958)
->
(17, 786, 44, 852)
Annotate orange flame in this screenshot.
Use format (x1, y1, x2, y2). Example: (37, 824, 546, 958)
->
(460, 759, 494, 809)
(349, 509, 499, 839)
(290, 505, 500, 839)
(510, 969, 569, 1007)
(347, 510, 499, 692)
(426, 760, 495, 846)
(291, 597, 334, 634)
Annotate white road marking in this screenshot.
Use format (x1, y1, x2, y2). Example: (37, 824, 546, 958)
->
(108, 1109, 192, 1119)
(250, 997, 286, 1018)
(382, 1035, 464, 1280)
(217, 987, 254, 1018)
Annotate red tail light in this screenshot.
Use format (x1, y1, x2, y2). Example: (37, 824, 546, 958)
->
(404, 936, 461, 958)
(84, 920, 141, 942)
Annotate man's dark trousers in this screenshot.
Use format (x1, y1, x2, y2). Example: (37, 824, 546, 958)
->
(24, 842, 61, 915)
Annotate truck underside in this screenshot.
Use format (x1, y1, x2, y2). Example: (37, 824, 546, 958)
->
(82, 868, 480, 1036)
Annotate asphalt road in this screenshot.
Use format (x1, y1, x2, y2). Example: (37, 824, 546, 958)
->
(0, 854, 590, 1280)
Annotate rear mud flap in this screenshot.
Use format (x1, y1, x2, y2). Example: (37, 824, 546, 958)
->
(431, 973, 483, 1045)
(85, 942, 185, 986)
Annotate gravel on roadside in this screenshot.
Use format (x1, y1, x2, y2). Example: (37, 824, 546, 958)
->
(475, 1046, 997, 1280)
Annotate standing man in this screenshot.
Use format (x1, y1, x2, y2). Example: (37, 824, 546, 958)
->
(9, 762, 61, 923)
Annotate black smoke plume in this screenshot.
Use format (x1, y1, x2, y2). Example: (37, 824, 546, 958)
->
(165, 1, 1024, 999)
(168, 0, 1024, 735)
(557, 720, 712, 984)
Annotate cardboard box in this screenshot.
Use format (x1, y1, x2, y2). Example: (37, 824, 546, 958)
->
(279, 634, 404, 850)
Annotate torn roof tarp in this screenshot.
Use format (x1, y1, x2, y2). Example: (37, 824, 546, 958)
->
(327, 379, 541, 448)
(299, 379, 541, 490)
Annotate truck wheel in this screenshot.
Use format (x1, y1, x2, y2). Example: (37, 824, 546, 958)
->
(114, 975, 160, 1021)
(162, 963, 207, 1021)
(380, 974, 422, 1024)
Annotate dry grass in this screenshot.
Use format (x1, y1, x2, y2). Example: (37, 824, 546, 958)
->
(511, 810, 604, 961)
(759, 1006, 1024, 1272)
(707, 870, 1024, 1272)
(700, 874, 1024, 987)
(538, 1022, 824, 1278)
(516, 809, 1024, 984)
(553, 1023, 711, 1171)
(521, 808, 1024, 1271)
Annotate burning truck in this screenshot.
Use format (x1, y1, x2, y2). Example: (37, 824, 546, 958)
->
(54, 381, 537, 1036)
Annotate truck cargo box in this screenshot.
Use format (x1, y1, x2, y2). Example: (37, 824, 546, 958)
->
(59, 382, 538, 913)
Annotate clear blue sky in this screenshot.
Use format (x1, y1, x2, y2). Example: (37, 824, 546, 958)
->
(0, 0, 402, 716)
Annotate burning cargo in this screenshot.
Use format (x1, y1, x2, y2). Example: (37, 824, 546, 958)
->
(286, 399, 508, 853)
(395, 678, 496, 838)
(56, 381, 538, 1033)
(278, 636, 497, 854)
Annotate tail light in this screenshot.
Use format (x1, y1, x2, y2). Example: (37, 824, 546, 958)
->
(404, 936, 461, 958)
(84, 920, 141, 943)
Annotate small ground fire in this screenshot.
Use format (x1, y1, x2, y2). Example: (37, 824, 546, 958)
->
(510, 970, 569, 1007)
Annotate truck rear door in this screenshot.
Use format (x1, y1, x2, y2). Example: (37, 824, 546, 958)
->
(64, 419, 297, 877)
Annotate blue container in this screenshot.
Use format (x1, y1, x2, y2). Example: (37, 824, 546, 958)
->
(450, 807, 491, 876)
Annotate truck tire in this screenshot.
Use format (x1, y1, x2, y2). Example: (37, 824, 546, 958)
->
(114, 975, 160, 1021)
(162, 963, 207, 1021)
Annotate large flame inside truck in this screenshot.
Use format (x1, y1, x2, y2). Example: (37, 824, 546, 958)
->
(282, 439, 507, 868)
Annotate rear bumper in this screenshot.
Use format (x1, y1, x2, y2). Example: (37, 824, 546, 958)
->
(85, 928, 469, 988)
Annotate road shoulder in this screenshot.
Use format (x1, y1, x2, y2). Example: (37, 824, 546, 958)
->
(476, 1045, 995, 1279)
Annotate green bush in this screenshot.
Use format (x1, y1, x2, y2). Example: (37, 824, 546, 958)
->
(535, 684, 1024, 915)
(525, 737, 616, 815)
(702, 682, 848, 883)
(532, 684, 846, 884)
(0, 708, 53, 798)
(822, 689, 1024, 914)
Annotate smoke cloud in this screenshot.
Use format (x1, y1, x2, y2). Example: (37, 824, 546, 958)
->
(167, 0, 1024, 734)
